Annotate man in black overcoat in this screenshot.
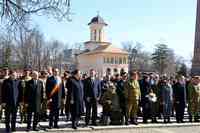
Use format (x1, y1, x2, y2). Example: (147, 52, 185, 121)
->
(26, 71, 44, 131)
(69, 69, 84, 129)
(46, 68, 65, 129)
(139, 75, 151, 123)
(2, 70, 20, 132)
(173, 75, 187, 123)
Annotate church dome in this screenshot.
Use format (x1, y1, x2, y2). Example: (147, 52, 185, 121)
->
(88, 15, 108, 25)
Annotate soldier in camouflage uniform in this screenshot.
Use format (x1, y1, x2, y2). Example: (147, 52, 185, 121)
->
(188, 76, 200, 122)
(100, 81, 121, 125)
(124, 71, 141, 125)
(18, 69, 32, 123)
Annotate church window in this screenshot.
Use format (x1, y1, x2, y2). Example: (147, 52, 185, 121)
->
(94, 30, 97, 41)
(103, 57, 106, 63)
(123, 57, 127, 64)
(111, 57, 114, 64)
(99, 30, 101, 41)
(115, 57, 118, 64)
(119, 57, 122, 64)
(107, 57, 110, 63)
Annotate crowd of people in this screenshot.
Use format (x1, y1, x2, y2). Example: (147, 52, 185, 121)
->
(0, 67, 200, 132)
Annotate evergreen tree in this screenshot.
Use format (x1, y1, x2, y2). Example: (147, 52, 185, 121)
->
(151, 44, 172, 75)
(177, 63, 187, 77)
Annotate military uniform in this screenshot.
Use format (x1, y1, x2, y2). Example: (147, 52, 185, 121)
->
(100, 83, 121, 125)
(124, 79, 141, 124)
(19, 76, 32, 123)
(188, 83, 200, 122)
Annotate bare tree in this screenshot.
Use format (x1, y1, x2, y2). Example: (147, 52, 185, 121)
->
(0, 0, 72, 26)
(122, 41, 153, 72)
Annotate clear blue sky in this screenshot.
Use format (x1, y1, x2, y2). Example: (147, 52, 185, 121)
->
(33, 0, 197, 63)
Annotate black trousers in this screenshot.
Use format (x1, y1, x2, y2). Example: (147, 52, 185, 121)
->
(70, 104, 80, 128)
(121, 106, 128, 124)
(5, 105, 17, 132)
(175, 102, 185, 122)
(65, 98, 71, 120)
(85, 100, 97, 125)
(27, 110, 40, 129)
(49, 107, 59, 127)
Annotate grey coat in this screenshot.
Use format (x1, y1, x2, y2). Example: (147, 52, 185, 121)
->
(161, 83, 173, 117)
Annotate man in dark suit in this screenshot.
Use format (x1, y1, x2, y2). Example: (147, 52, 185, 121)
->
(46, 68, 65, 129)
(69, 69, 84, 129)
(26, 71, 44, 131)
(84, 69, 101, 126)
(2, 70, 20, 132)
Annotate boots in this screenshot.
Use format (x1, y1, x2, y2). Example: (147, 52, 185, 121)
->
(102, 116, 109, 125)
(131, 117, 138, 125)
(167, 117, 171, 123)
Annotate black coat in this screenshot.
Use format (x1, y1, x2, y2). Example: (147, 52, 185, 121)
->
(83, 77, 101, 101)
(173, 82, 187, 105)
(27, 79, 44, 113)
(116, 80, 126, 108)
(70, 77, 84, 116)
(46, 76, 65, 109)
(2, 78, 20, 107)
(139, 79, 151, 106)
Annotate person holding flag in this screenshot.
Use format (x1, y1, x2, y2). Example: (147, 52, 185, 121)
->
(46, 68, 65, 129)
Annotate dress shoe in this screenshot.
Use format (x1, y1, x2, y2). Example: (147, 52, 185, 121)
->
(26, 128, 31, 132)
(48, 126, 53, 129)
(133, 121, 138, 125)
(125, 121, 129, 125)
(54, 125, 60, 129)
(72, 126, 77, 129)
(33, 127, 40, 131)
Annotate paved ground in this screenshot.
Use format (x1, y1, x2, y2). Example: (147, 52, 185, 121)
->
(1, 116, 200, 133)
(1, 122, 200, 133)
(1, 107, 200, 133)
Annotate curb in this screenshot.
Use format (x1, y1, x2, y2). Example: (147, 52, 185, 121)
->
(44, 123, 200, 132)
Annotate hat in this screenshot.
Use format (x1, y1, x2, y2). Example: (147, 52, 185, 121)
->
(24, 65, 32, 71)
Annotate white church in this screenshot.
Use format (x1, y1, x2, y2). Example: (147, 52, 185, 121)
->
(77, 15, 128, 77)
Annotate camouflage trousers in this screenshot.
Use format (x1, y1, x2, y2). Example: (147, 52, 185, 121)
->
(19, 103, 28, 123)
(40, 99, 48, 121)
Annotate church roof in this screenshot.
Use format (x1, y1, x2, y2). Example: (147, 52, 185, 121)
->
(88, 15, 108, 25)
(80, 44, 128, 55)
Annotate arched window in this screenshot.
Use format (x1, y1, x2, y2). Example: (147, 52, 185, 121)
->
(119, 57, 122, 64)
(106, 57, 110, 63)
(103, 57, 106, 63)
(94, 30, 97, 41)
(123, 57, 127, 64)
(99, 30, 101, 41)
(111, 57, 114, 64)
(115, 57, 118, 64)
